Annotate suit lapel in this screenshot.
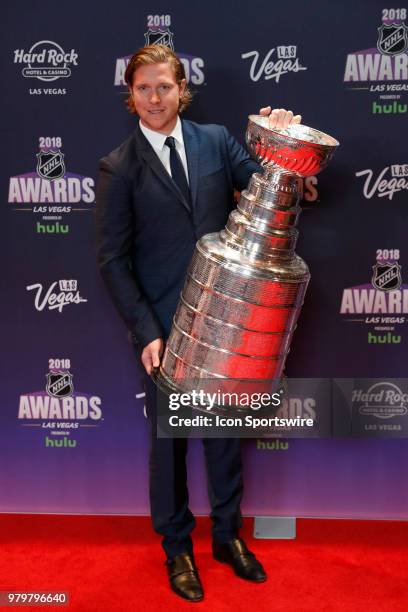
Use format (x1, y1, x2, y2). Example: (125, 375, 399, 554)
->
(134, 123, 192, 214)
(182, 119, 199, 212)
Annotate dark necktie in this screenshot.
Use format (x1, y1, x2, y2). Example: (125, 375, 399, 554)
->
(164, 136, 190, 205)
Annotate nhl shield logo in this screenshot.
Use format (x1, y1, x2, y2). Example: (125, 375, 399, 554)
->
(371, 262, 402, 291)
(377, 23, 408, 55)
(144, 28, 174, 49)
(36, 150, 65, 180)
(46, 371, 74, 398)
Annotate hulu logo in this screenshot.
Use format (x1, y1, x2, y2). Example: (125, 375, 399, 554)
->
(372, 101, 407, 115)
(45, 436, 77, 448)
(368, 332, 401, 344)
(36, 222, 69, 234)
(256, 439, 289, 450)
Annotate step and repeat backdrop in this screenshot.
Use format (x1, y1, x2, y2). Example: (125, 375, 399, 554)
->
(1, 0, 408, 518)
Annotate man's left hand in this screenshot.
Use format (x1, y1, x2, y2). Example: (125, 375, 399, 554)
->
(259, 106, 302, 129)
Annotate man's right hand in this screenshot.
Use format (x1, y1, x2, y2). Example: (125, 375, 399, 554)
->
(141, 338, 164, 375)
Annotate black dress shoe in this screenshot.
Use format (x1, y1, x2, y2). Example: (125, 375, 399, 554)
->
(166, 552, 204, 602)
(212, 538, 267, 583)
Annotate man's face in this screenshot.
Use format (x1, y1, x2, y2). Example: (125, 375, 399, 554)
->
(130, 62, 185, 135)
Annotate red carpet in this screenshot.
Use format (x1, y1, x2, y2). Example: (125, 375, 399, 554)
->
(0, 515, 407, 611)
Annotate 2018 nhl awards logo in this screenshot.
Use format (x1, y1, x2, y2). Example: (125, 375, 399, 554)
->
(344, 10, 408, 115)
(377, 22, 408, 55)
(340, 249, 407, 345)
(46, 371, 74, 397)
(144, 25, 174, 49)
(8, 137, 95, 235)
(114, 14, 205, 87)
(371, 260, 402, 291)
(18, 359, 103, 448)
(36, 150, 65, 180)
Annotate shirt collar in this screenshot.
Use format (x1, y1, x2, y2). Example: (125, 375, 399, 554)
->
(139, 116, 184, 152)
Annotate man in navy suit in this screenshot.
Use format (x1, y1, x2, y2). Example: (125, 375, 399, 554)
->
(96, 44, 301, 602)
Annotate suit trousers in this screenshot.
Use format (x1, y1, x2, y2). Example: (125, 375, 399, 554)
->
(140, 365, 244, 559)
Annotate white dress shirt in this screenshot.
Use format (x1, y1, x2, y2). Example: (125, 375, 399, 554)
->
(139, 116, 190, 185)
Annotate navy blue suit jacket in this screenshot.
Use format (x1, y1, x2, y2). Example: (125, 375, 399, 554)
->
(96, 118, 259, 347)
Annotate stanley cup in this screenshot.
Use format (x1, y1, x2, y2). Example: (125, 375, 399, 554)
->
(154, 116, 339, 400)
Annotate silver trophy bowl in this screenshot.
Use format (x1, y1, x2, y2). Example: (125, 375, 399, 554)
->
(246, 115, 339, 176)
(154, 116, 339, 412)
